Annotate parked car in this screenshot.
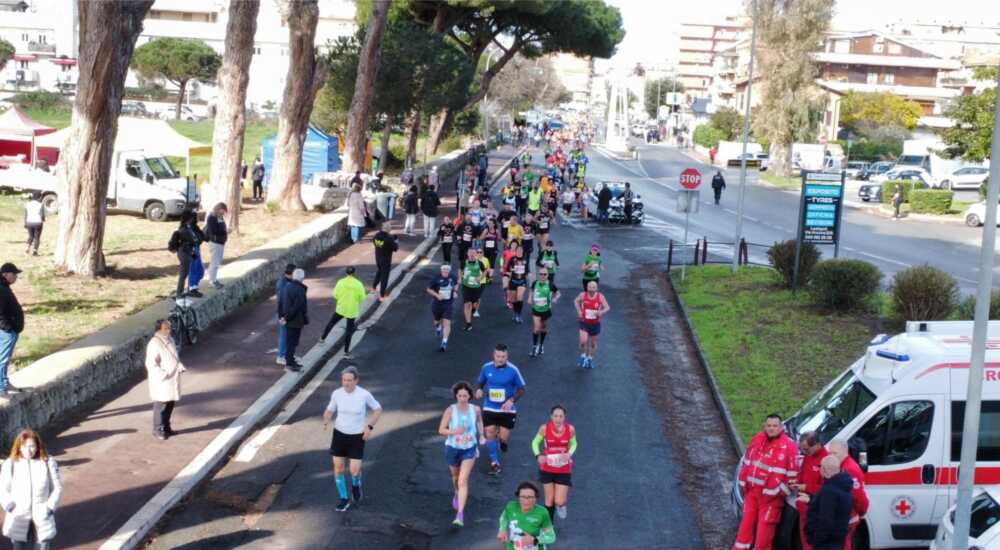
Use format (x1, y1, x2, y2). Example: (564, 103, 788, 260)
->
(586, 181, 644, 224)
(930, 487, 1000, 550)
(858, 169, 931, 202)
(121, 100, 151, 118)
(939, 165, 990, 190)
(844, 160, 870, 179)
(859, 161, 894, 181)
(871, 166, 935, 186)
(159, 105, 201, 122)
(963, 198, 1000, 227)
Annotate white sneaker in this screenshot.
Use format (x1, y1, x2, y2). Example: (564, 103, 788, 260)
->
(276, 356, 286, 365)
(556, 505, 567, 519)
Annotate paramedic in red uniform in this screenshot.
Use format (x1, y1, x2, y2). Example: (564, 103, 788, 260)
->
(733, 414, 799, 550)
(792, 431, 828, 550)
(829, 439, 869, 550)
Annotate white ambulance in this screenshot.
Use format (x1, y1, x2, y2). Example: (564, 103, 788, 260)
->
(735, 320, 1000, 550)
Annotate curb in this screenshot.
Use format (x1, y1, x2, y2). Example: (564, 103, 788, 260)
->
(665, 273, 744, 458)
(100, 151, 515, 550)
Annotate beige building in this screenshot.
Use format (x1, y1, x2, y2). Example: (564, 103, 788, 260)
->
(549, 53, 594, 108)
(677, 16, 748, 97)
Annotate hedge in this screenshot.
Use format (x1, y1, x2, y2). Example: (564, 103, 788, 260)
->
(880, 180, 922, 204)
(909, 189, 953, 214)
(693, 124, 727, 149)
(809, 259, 883, 311)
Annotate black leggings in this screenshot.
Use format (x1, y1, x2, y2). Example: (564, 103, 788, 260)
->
(25, 224, 42, 252)
(372, 263, 391, 297)
(441, 243, 453, 263)
(153, 400, 175, 434)
(253, 179, 264, 199)
(322, 313, 358, 352)
(176, 251, 193, 296)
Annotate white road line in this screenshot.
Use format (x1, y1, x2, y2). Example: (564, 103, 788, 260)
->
(855, 251, 910, 267)
(232, 251, 437, 464)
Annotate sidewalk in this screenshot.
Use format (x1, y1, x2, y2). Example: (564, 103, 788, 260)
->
(20, 146, 520, 550)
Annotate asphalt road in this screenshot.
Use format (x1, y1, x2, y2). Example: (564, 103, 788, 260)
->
(145, 156, 723, 549)
(603, 143, 995, 293)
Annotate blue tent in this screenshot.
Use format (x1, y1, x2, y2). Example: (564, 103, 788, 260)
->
(261, 125, 341, 186)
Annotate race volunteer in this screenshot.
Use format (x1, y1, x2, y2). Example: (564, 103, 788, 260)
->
(828, 439, 869, 550)
(475, 344, 526, 476)
(528, 269, 559, 358)
(322, 366, 383, 513)
(733, 414, 799, 550)
(532, 405, 577, 521)
(426, 264, 458, 352)
(792, 431, 828, 550)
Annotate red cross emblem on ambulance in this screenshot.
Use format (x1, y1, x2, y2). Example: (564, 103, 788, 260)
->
(891, 496, 915, 519)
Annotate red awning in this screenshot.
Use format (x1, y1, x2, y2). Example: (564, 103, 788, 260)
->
(49, 58, 76, 66)
(13, 54, 36, 62)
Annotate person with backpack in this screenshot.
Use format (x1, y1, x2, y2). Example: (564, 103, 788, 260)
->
(23, 192, 44, 256)
(251, 157, 265, 201)
(402, 185, 420, 236)
(168, 210, 204, 299)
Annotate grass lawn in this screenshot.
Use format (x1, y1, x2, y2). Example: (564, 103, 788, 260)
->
(0, 193, 322, 373)
(760, 173, 801, 191)
(673, 265, 877, 441)
(168, 119, 277, 181)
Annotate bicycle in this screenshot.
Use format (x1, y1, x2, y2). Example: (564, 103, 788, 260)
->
(168, 299, 200, 352)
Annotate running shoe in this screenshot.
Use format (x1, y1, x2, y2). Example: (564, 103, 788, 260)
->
(489, 462, 502, 475)
(556, 505, 567, 519)
(435, 324, 442, 337)
(276, 356, 286, 366)
(335, 499, 351, 512)
(539, 345, 545, 355)
(577, 356, 586, 368)
(464, 324, 472, 332)
(512, 313, 518, 323)
(452, 513, 464, 528)
(352, 484, 363, 502)
(585, 357, 594, 369)
(529, 345, 537, 357)
(473, 310, 481, 318)
(439, 341, 447, 352)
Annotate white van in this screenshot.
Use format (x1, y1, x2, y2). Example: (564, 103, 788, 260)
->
(733, 320, 1000, 549)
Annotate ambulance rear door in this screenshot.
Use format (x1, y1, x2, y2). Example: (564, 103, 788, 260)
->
(847, 394, 947, 548)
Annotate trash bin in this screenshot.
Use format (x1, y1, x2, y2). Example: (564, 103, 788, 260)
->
(376, 191, 397, 220)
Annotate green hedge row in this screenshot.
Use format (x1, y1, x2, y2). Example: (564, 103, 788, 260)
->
(909, 189, 953, 214)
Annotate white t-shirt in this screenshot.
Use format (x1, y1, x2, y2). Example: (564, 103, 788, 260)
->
(326, 386, 382, 434)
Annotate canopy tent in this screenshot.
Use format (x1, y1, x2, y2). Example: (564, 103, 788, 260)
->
(261, 125, 341, 187)
(0, 106, 57, 167)
(35, 117, 211, 174)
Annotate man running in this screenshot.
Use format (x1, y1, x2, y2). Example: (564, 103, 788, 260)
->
(528, 269, 559, 357)
(323, 366, 382, 512)
(320, 266, 366, 358)
(427, 264, 459, 351)
(520, 213, 537, 267)
(498, 202, 516, 242)
(475, 344, 525, 475)
(574, 280, 610, 369)
(580, 244, 603, 291)
(536, 239, 559, 285)
(456, 211, 478, 265)
(505, 245, 529, 324)
(461, 248, 484, 331)
(472, 246, 491, 319)
(438, 216, 456, 265)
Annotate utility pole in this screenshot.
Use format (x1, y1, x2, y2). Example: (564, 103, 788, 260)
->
(952, 65, 1000, 550)
(731, 0, 758, 272)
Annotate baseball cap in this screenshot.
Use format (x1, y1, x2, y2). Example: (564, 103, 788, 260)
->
(284, 263, 296, 275)
(0, 263, 22, 275)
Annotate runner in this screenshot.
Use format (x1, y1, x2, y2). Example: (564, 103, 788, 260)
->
(498, 203, 516, 242)
(527, 184, 543, 218)
(475, 344, 526, 475)
(532, 405, 577, 520)
(427, 264, 458, 351)
(497, 481, 556, 550)
(528, 269, 559, 357)
(580, 244, 603, 291)
(535, 207, 552, 249)
(456, 211, 478, 265)
(536, 240, 559, 286)
(472, 246, 491, 319)
(506, 215, 523, 247)
(481, 220, 500, 281)
(560, 186, 576, 217)
(574, 280, 610, 369)
(506, 245, 530, 324)
(322, 366, 383, 512)
(461, 248, 484, 331)
(438, 216, 456, 265)
(500, 240, 518, 307)
(520, 213, 536, 268)
(438, 381, 486, 528)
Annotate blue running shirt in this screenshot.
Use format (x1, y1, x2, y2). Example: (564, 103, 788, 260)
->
(477, 362, 526, 413)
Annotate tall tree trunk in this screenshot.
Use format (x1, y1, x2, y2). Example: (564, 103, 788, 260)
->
(405, 108, 421, 167)
(342, 0, 390, 174)
(54, 0, 153, 276)
(379, 112, 393, 170)
(425, 107, 454, 156)
(209, 0, 260, 234)
(267, 0, 327, 211)
(175, 79, 187, 120)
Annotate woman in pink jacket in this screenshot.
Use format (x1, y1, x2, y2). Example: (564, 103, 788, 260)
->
(145, 319, 186, 440)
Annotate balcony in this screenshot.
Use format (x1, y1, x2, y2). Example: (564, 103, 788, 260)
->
(27, 42, 55, 54)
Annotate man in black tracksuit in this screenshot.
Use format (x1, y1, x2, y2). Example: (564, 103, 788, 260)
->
(711, 170, 726, 205)
(371, 222, 398, 302)
(804, 455, 853, 550)
(279, 269, 309, 372)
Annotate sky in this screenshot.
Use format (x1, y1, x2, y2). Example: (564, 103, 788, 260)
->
(605, 0, 999, 68)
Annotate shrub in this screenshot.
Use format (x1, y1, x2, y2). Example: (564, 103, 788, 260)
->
(12, 91, 69, 110)
(693, 124, 727, 149)
(891, 265, 959, 322)
(880, 180, 921, 204)
(809, 259, 883, 311)
(981, 178, 989, 201)
(909, 189, 953, 214)
(956, 291, 1000, 320)
(767, 240, 821, 288)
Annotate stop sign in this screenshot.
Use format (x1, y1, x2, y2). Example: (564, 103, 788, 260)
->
(680, 168, 702, 190)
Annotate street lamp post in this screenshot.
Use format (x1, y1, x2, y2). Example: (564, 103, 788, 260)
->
(731, 0, 759, 272)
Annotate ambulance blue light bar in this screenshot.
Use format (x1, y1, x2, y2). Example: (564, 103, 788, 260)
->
(876, 350, 910, 362)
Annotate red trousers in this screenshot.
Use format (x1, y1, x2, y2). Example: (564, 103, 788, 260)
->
(733, 490, 782, 550)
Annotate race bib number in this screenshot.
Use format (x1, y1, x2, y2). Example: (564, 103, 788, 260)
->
(514, 265, 525, 275)
(442, 236, 453, 243)
(455, 433, 474, 446)
(585, 309, 598, 320)
(486, 240, 496, 248)
(523, 233, 533, 240)
(546, 453, 568, 468)
(463, 233, 472, 242)
(539, 222, 549, 230)
(489, 388, 506, 402)
(543, 260, 554, 268)
(439, 285, 452, 300)
(534, 296, 548, 307)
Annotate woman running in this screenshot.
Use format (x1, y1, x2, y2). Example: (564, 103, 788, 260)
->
(528, 269, 559, 357)
(580, 244, 603, 291)
(481, 219, 500, 282)
(532, 405, 577, 520)
(506, 245, 530, 324)
(574, 280, 610, 369)
(437, 381, 485, 528)
(438, 217, 456, 264)
(497, 481, 556, 550)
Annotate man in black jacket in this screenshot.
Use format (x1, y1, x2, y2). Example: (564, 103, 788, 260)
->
(803, 455, 853, 550)
(251, 157, 265, 201)
(712, 170, 726, 205)
(204, 203, 228, 290)
(279, 268, 309, 372)
(370, 222, 398, 302)
(420, 184, 441, 238)
(597, 184, 613, 223)
(0, 263, 24, 396)
(168, 210, 205, 298)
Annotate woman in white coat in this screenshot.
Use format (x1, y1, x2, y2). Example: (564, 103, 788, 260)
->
(346, 182, 367, 243)
(146, 319, 186, 440)
(0, 429, 62, 550)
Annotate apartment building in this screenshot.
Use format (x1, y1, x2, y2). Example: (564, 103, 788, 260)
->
(0, 0, 357, 107)
(677, 16, 747, 97)
(549, 53, 593, 108)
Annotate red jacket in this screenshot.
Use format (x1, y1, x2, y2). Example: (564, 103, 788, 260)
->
(798, 447, 829, 498)
(842, 455, 870, 521)
(739, 431, 799, 499)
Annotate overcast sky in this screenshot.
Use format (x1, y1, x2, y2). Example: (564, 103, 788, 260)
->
(606, 0, 998, 68)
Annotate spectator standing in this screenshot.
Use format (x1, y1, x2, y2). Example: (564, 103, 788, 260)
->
(275, 263, 296, 366)
(23, 193, 44, 256)
(203, 203, 228, 290)
(320, 267, 366, 358)
(712, 171, 726, 205)
(892, 187, 903, 220)
(0, 263, 24, 397)
(370, 222, 398, 301)
(168, 210, 204, 299)
(421, 184, 441, 238)
(145, 319, 186, 440)
(597, 185, 612, 223)
(709, 146, 717, 164)
(803, 456, 853, 550)
(347, 183, 367, 243)
(279, 268, 309, 372)
(622, 182, 636, 224)
(402, 185, 420, 236)
(0, 429, 62, 549)
(829, 439, 869, 548)
(793, 431, 829, 550)
(251, 157, 265, 201)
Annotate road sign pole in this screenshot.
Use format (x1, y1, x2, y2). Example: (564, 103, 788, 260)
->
(952, 65, 1000, 550)
(732, 0, 758, 273)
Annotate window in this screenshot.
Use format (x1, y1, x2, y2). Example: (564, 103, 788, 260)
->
(20, 33, 28, 42)
(38, 34, 46, 44)
(855, 400, 934, 465)
(254, 46, 261, 55)
(888, 43, 902, 55)
(785, 371, 876, 444)
(125, 160, 143, 179)
(867, 72, 878, 84)
(834, 39, 850, 53)
(951, 401, 1000, 461)
(884, 72, 895, 85)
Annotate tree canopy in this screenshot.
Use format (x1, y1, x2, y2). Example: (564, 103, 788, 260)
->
(0, 39, 14, 73)
(131, 37, 222, 118)
(939, 67, 997, 162)
(643, 76, 684, 119)
(840, 91, 923, 133)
